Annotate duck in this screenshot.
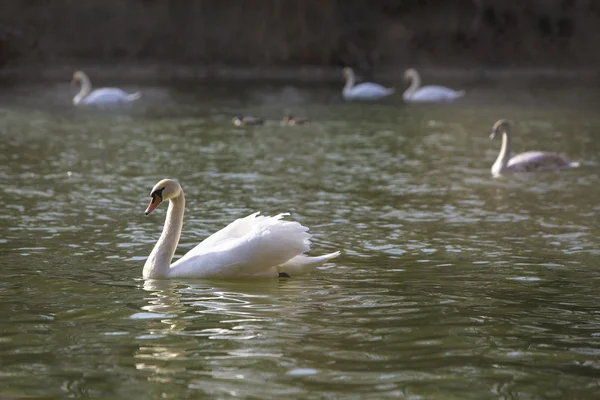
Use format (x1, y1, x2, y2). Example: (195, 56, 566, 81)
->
(402, 68, 465, 103)
(281, 114, 310, 126)
(142, 179, 341, 279)
(489, 119, 579, 177)
(71, 70, 141, 106)
(342, 67, 395, 101)
(232, 115, 264, 126)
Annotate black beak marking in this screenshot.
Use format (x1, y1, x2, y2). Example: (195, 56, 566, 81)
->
(151, 187, 165, 203)
(145, 187, 166, 215)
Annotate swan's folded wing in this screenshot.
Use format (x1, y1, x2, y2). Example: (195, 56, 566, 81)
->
(352, 83, 395, 98)
(507, 151, 573, 171)
(183, 212, 270, 257)
(409, 86, 462, 102)
(83, 88, 130, 104)
(169, 215, 311, 279)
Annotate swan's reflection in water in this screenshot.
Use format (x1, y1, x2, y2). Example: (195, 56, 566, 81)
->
(133, 279, 296, 388)
(137, 280, 187, 332)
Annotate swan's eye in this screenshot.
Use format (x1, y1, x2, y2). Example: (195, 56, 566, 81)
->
(151, 187, 165, 203)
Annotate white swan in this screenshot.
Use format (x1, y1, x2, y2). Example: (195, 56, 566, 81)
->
(142, 179, 341, 279)
(71, 70, 141, 106)
(342, 67, 395, 101)
(490, 119, 580, 177)
(402, 68, 465, 103)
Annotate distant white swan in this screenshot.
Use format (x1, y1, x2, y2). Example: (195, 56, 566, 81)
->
(402, 68, 465, 103)
(71, 70, 141, 106)
(143, 179, 340, 279)
(490, 119, 580, 177)
(342, 67, 395, 101)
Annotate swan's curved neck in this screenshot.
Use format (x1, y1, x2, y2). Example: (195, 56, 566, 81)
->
(74, 74, 92, 104)
(492, 128, 512, 174)
(405, 72, 421, 94)
(344, 71, 355, 92)
(143, 192, 185, 279)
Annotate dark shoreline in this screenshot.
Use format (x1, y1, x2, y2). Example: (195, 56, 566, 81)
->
(4, 1, 600, 82)
(1, 62, 599, 84)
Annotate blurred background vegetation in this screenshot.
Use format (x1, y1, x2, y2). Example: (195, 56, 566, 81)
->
(2, 0, 600, 72)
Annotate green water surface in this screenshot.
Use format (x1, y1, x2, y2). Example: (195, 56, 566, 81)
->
(1, 80, 599, 399)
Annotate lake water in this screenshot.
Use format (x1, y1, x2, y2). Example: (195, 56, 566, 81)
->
(1, 78, 600, 399)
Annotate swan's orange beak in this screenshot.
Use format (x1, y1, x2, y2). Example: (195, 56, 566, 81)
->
(145, 195, 161, 215)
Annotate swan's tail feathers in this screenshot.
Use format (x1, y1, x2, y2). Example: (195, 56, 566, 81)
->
(278, 251, 341, 277)
(126, 92, 142, 102)
(386, 88, 396, 96)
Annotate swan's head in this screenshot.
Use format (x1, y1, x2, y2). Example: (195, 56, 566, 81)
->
(404, 68, 418, 81)
(71, 71, 84, 85)
(342, 67, 354, 79)
(145, 179, 182, 215)
(490, 119, 512, 139)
